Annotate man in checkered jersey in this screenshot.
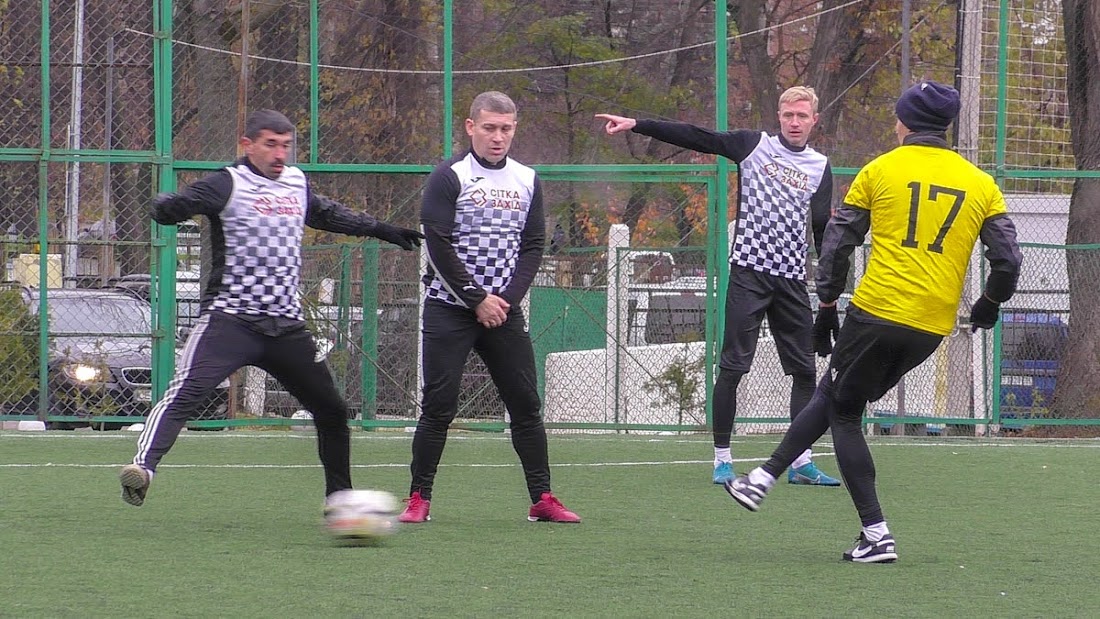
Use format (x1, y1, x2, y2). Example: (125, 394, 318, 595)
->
(597, 87, 841, 487)
(118, 109, 423, 510)
(397, 92, 580, 524)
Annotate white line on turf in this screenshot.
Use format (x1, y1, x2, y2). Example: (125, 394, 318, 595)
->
(1, 431, 1099, 449)
(0, 457, 788, 469)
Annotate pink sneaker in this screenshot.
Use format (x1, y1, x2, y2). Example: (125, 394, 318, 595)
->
(398, 491, 431, 523)
(527, 492, 581, 523)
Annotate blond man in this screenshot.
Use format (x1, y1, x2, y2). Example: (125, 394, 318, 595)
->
(597, 87, 840, 486)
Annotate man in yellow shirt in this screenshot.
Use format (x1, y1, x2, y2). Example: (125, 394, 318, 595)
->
(723, 81, 1023, 563)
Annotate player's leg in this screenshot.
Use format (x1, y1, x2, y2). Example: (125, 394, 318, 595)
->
(768, 277, 839, 486)
(259, 326, 352, 498)
(723, 379, 832, 511)
(123, 313, 259, 506)
(402, 300, 477, 519)
(711, 266, 770, 483)
(476, 310, 580, 523)
(828, 315, 941, 561)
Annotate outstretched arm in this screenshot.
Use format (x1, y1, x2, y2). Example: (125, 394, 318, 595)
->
(596, 113, 761, 163)
(151, 170, 232, 225)
(305, 185, 422, 250)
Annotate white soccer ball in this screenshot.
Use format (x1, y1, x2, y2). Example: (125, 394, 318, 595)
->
(323, 489, 399, 546)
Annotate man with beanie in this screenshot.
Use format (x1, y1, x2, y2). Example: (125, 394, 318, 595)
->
(723, 80, 1023, 563)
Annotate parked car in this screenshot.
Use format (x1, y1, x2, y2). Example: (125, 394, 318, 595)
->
(999, 310, 1068, 430)
(17, 287, 229, 429)
(108, 270, 204, 334)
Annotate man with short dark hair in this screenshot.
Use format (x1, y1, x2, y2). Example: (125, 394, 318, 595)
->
(119, 109, 423, 512)
(398, 91, 580, 524)
(724, 81, 1023, 563)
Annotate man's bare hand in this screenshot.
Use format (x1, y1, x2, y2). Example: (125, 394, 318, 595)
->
(594, 113, 637, 135)
(475, 294, 510, 328)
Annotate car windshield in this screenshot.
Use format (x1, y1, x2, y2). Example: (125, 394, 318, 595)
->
(47, 296, 152, 336)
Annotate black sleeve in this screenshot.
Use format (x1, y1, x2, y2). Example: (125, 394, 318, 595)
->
(152, 170, 232, 224)
(500, 176, 545, 305)
(815, 203, 871, 304)
(809, 163, 834, 256)
(979, 214, 1023, 303)
(304, 180, 383, 236)
(632, 120, 761, 163)
(420, 166, 487, 308)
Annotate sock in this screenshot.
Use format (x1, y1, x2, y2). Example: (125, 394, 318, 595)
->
(748, 467, 776, 489)
(714, 447, 732, 467)
(863, 521, 890, 542)
(791, 448, 812, 469)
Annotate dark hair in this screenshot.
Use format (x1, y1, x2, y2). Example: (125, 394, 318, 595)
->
(243, 109, 295, 139)
(469, 91, 517, 120)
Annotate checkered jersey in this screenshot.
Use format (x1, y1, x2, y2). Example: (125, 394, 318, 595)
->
(733, 133, 829, 279)
(209, 163, 307, 320)
(423, 152, 535, 306)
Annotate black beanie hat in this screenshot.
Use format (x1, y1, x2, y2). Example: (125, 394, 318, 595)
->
(895, 81, 960, 133)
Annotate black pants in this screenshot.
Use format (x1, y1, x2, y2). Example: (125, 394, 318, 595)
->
(133, 312, 352, 496)
(761, 310, 942, 526)
(712, 266, 817, 447)
(410, 299, 550, 503)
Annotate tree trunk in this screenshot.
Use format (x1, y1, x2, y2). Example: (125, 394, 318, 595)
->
(622, 0, 710, 242)
(1054, 0, 1100, 418)
(731, 0, 779, 133)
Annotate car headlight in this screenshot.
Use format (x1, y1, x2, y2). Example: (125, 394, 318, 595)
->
(62, 363, 106, 383)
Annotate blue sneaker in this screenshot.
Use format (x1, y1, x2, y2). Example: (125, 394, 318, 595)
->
(712, 462, 734, 485)
(788, 462, 841, 486)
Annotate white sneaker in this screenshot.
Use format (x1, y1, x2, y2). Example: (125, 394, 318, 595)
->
(723, 474, 769, 512)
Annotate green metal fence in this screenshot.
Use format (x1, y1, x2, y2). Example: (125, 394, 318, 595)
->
(1, 0, 1097, 434)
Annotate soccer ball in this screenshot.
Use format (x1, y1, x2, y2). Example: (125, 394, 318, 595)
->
(323, 489, 399, 546)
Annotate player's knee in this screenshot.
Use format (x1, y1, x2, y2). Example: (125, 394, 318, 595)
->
(505, 391, 542, 420)
(715, 368, 745, 389)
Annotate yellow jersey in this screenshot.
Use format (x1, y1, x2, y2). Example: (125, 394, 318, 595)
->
(843, 144, 1007, 335)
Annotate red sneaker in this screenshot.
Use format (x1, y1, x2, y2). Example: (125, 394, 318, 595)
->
(398, 491, 431, 523)
(527, 492, 581, 523)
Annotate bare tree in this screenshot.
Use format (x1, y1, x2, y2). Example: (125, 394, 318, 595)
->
(1054, 0, 1100, 418)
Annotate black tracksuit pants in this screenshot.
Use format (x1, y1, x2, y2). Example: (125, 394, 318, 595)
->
(132, 311, 352, 496)
(409, 299, 550, 503)
(761, 310, 942, 526)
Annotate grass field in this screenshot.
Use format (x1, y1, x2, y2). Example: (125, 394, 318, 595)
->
(2, 430, 1099, 618)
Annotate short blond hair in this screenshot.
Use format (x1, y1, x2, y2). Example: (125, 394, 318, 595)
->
(778, 86, 819, 114)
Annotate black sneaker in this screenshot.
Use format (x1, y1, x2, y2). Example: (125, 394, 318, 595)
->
(723, 475, 768, 512)
(842, 533, 898, 563)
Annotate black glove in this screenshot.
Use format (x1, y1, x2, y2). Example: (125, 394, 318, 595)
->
(812, 304, 840, 357)
(969, 296, 1000, 332)
(373, 223, 424, 250)
(151, 192, 180, 225)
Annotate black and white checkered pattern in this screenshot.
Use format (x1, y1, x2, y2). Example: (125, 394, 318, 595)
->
(732, 134, 829, 279)
(210, 163, 308, 320)
(425, 153, 534, 305)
